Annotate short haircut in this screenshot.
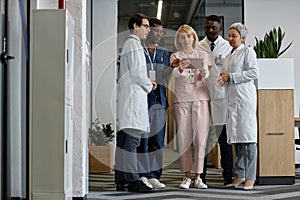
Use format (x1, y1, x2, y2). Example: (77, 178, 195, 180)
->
(206, 15, 222, 23)
(128, 13, 149, 30)
(174, 24, 199, 50)
(149, 17, 163, 27)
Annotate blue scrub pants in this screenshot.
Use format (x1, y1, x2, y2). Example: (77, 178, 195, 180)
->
(138, 104, 166, 179)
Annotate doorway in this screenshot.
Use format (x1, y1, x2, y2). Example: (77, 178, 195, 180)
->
(0, 0, 29, 199)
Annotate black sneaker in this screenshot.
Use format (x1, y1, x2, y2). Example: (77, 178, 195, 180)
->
(128, 180, 154, 193)
(116, 183, 128, 191)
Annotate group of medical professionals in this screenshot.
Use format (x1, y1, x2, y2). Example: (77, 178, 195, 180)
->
(115, 13, 259, 193)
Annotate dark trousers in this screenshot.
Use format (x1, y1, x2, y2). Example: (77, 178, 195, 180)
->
(138, 106, 166, 179)
(201, 125, 233, 181)
(115, 129, 149, 184)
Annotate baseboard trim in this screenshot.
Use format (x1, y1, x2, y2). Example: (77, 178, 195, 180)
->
(73, 195, 87, 200)
(256, 176, 295, 185)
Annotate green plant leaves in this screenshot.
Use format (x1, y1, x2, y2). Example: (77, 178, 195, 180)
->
(89, 118, 115, 145)
(253, 27, 292, 58)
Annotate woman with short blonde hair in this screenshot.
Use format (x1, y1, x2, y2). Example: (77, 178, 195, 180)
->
(170, 24, 211, 190)
(174, 24, 199, 50)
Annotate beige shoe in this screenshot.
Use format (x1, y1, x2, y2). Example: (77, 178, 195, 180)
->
(243, 179, 255, 190)
(225, 178, 245, 188)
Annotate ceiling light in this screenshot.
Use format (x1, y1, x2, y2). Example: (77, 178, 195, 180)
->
(156, 0, 163, 20)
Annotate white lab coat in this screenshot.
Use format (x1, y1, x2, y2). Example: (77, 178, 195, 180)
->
(117, 34, 153, 132)
(224, 44, 259, 144)
(198, 36, 232, 125)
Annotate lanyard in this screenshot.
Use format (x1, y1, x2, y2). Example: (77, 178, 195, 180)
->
(144, 47, 156, 71)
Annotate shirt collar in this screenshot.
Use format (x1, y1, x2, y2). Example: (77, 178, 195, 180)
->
(128, 34, 141, 42)
(207, 36, 221, 46)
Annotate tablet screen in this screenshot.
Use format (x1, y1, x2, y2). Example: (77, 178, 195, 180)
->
(186, 58, 203, 69)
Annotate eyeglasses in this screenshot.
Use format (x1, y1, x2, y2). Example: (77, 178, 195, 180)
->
(152, 28, 165, 35)
(141, 24, 150, 29)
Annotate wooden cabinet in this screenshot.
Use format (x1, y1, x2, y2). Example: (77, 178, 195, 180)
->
(256, 89, 295, 184)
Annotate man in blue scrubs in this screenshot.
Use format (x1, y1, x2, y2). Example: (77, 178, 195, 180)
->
(138, 17, 172, 189)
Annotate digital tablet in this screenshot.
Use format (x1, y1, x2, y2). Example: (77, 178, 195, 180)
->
(186, 58, 203, 69)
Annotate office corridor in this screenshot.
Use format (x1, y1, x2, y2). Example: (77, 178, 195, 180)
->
(87, 147, 300, 200)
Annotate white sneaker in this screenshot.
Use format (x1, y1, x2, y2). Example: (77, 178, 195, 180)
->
(179, 177, 192, 189)
(148, 178, 166, 189)
(140, 177, 153, 189)
(194, 177, 208, 189)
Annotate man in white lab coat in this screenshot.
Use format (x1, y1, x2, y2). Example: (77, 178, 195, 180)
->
(115, 13, 157, 193)
(198, 15, 233, 186)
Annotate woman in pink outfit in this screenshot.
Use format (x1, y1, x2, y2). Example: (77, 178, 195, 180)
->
(170, 24, 211, 189)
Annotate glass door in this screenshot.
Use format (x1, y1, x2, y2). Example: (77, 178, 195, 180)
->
(0, 3, 10, 198)
(0, 11, 4, 199)
(1, 0, 25, 199)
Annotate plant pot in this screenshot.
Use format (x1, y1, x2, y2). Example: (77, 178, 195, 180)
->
(89, 144, 114, 173)
(255, 58, 294, 89)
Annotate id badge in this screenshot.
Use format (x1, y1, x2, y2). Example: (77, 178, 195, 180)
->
(187, 71, 194, 84)
(149, 70, 156, 81)
(215, 55, 224, 65)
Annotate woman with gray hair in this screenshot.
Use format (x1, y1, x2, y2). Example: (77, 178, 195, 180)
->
(217, 22, 259, 190)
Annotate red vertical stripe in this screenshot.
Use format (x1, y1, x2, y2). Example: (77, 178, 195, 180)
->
(58, 0, 65, 9)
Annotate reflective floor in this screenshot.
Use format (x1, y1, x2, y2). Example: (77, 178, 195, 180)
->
(87, 147, 300, 200)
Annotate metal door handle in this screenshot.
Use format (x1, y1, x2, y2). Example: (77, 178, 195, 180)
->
(0, 52, 15, 65)
(266, 132, 286, 135)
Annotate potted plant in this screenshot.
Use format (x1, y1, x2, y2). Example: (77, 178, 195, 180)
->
(253, 27, 294, 89)
(89, 118, 115, 145)
(254, 27, 292, 58)
(89, 118, 115, 173)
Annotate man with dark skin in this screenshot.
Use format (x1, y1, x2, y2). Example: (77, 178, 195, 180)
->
(198, 15, 233, 186)
(138, 17, 172, 189)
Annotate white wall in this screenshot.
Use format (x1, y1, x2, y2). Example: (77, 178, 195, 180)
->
(244, 0, 300, 116)
(66, 0, 89, 197)
(92, 0, 118, 129)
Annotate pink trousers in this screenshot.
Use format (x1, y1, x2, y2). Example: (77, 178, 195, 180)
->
(174, 100, 210, 174)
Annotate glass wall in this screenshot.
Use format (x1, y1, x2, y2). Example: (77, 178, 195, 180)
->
(117, 0, 243, 148)
(118, 0, 243, 53)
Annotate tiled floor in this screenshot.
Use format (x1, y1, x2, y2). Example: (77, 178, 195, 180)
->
(87, 147, 300, 200)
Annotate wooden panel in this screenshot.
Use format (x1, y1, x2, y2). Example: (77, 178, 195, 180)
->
(295, 117, 300, 127)
(89, 145, 114, 173)
(257, 89, 295, 176)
